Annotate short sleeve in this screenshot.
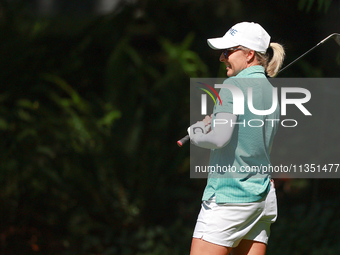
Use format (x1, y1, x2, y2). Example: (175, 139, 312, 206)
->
(214, 79, 235, 114)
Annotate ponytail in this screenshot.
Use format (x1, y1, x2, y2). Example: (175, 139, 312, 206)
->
(255, 42, 285, 77)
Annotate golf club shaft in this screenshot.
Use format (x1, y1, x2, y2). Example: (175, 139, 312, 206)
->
(278, 42, 322, 73)
(279, 33, 340, 73)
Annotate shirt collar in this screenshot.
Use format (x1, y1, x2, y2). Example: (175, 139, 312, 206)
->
(234, 65, 265, 77)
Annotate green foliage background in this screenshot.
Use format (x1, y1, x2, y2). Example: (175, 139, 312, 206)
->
(0, 0, 340, 254)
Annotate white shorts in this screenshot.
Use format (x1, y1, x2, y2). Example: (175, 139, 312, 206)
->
(193, 180, 277, 248)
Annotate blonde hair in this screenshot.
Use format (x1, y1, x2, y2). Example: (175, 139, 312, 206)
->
(239, 43, 285, 77)
(255, 43, 285, 77)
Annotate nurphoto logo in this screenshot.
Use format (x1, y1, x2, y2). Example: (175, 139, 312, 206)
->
(199, 83, 312, 128)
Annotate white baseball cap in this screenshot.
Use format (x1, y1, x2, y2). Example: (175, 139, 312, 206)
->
(207, 22, 270, 53)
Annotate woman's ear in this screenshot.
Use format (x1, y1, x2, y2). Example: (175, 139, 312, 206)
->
(247, 50, 256, 62)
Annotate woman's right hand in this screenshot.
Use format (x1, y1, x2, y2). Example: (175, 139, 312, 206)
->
(202, 114, 213, 126)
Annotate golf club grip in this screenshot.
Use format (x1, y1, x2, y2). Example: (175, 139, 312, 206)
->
(177, 135, 189, 147)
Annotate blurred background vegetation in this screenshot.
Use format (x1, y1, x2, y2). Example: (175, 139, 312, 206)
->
(0, 0, 340, 254)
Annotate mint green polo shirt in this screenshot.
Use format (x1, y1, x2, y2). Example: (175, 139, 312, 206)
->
(202, 65, 280, 203)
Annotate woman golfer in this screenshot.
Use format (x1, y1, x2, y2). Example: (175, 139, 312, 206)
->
(188, 22, 285, 255)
